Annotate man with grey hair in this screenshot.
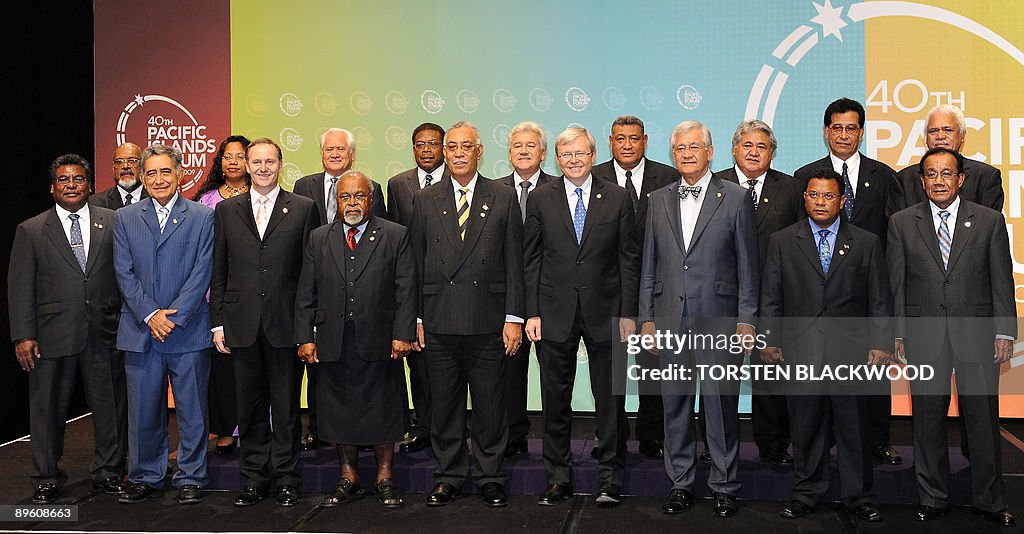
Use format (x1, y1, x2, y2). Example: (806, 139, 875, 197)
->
(640, 121, 758, 517)
(713, 119, 803, 466)
(591, 114, 676, 459)
(113, 144, 215, 505)
(292, 126, 386, 450)
(497, 120, 556, 458)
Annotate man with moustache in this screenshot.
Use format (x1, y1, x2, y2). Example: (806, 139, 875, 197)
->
(292, 127, 386, 450)
(410, 121, 524, 508)
(9, 154, 127, 503)
(386, 122, 447, 454)
(889, 147, 1016, 527)
(714, 119, 803, 466)
(114, 144, 215, 505)
(497, 120, 556, 458)
(524, 127, 638, 506)
(210, 138, 317, 507)
(296, 171, 417, 508)
(640, 121, 758, 517)
(90, 142, 148, 209)
(591, 115, 675, 459)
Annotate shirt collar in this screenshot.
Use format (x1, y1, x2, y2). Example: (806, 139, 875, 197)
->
(613, 158, 645, 178)
(55, 203, 89, 221)
(563, 174, 593, 195)
(251, 185, 281, 206)
(450, 174, 479, 195)
(514, 170, 541, 188)
(152, 193, 179, 212)
(929, 195, 961, 220)
(418, 164, 445, 181)
(808, 215, 841, 237)
(830, 151, 860, 173)
(734, 165, 766, 184)
(343, 218, 370, 236)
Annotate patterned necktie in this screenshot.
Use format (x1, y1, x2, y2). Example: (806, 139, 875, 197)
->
(573, 187, 586, 244)
(158, 206, 170, 233)
(625, 170, 639, 214)
(937, 210, 952, 269)
(457, 187, 470, 240)
(327, 176, 339, 223)
(678, 185, 702, 200)
(746, 179, 758, 212)
(817, 229, 831, 273)
(841, 162, 854, 220)
(255, 196, 270, 238)
(518, 181, 531, 223)
(346, 226, 358, 251)
(124, 193, 133, 206)
(68, 214, 87, 271)
(424, 174, 433, 188)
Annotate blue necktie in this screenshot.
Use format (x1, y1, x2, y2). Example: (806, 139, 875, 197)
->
(841, 162, 854, 220)
(573, 187, 586, 244)
(937, 210, 952, 269)
(69, 214, 87, 272)
(817, 229, 831, 273)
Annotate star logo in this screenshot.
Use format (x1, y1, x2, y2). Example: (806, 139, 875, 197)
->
(134, 94, 145, 106)
(811, 0, 847, 42)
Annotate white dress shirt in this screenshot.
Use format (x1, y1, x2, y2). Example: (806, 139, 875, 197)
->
(418, 164, 446, 189)
(830, 151, 861, 195)
(54, 203, 91, 258)
(734, 166, 766, 201)
(679, 171, 713, 249)
(613, 158, 645, 193)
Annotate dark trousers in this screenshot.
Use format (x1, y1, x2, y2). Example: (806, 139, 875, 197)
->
(406, 350, 433, 440)
(750, 348, 790, 455)
(304, 363, 318, 436)
(208, 347, 237, 436)
(29, 335, 127, 488)
(505, 339, 533, 443)
(861, 394, 891, 449)
(788, 393, 872, 508)
(629, 350, 664, 443)
(231, 327, 303, 490)
(425, 332, 508, 488)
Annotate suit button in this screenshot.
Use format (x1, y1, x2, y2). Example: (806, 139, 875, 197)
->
(577, 260, 583, 265)
(679, 296, 684, 301)
(349, 298, 354, 302)
(819, 329, 824, 334)
(85, 299, 91, 305)
(821, 281, 826, 286)
(84, 277, 89, 282)
(473, 281, 479, 287)
(349, 312, 354, 317)
(261, 245, 267, 249)
(350, 256, 356, 260)
(683, 265, 688, 270)
(939, 304, 946, 310)
(258, 292, 265, 296)
(440, 259, 445, 264)
(450, 281, 455, 285)
(943, 281, 950, 286)
(481, 259, 486, 264)
(349, 282, 354, 287)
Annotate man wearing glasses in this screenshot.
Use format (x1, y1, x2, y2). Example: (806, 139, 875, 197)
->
(409, 121, 524, 509)
(90, 142, 148, 209)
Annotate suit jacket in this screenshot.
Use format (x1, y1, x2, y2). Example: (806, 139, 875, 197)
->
(210, 190, 317, 348)
(714, 167, 804, 268)
(887, 200, 1015, 363)
(294, 216, 417, 361)
(387, 167, 451, 227)
(293, 172, 387, 226)
(8, 205, 121, 357)
(639, 177, 759, 337)
(410, 176, 524, 335)
(113, 197, 214, 354)
(89, 185, 148, 210)
(794, 154, 902, 248)
(592, 157, 677, 243)
(523, 177, 639, 343)
(895, 157, 1003, 212)
(760, 220, 892, 369)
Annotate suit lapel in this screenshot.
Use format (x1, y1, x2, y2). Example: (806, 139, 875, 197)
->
(233, 193, 260, 241)
(349, 218, 383, 281)
(84, 206, 108, 275)
(327, 221, 349, 282)
(139, 202, 160, 241)
(851, 155, 875, 220)
(262, 191, 291, 240)
(578, 178, 606, 247)
(666, 182, 685, 255)
(945, 202, 973, 273)
(43, 209, 83, 272)
(825, 223, 852, 280)
(314, 173, 328, 223)
(551, 180, 577, 242)
(433, 184, 462, 252)
(157, 199, 187, 248)
(686, 178, 725, 255)
(453, 180, 493, 270)
(795, 223, 826, 278)
(912, 203, 946, 272)
(758, 172, 784, 228)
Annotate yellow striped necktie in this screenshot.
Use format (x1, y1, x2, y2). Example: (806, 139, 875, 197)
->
(457, 187, 469, 240)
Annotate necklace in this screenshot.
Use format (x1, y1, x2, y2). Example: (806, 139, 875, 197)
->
(221, 182, 249, 197)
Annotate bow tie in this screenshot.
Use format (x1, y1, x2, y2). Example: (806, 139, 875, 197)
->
(678, 185, 702, 199)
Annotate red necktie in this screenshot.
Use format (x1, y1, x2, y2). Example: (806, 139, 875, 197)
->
(346, 227, 358, 250)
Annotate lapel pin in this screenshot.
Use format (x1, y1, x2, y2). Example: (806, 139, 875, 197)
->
(442, 210, 448, 215)
(369, 236, 375, 241)
(480, 212, 486, 217)
(282, 207, 289, 214)
(596, 193, 602, 199)
(647, 192, 652, 198)
(839, 249, 845, 255)
(716, 191, 723, 198)
(172, 218, 178, 224)
(864, 182, 870, 188)
(843, 243, 850, 249)
(965, 221, 972, 228)
(762, 197, 769, 203)
(482, 204, 489, 210)
(94, 223, 103, 229)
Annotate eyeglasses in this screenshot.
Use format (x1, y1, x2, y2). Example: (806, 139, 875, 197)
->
(222, 154, 245, 161)
(923, 169, 960, 181)
(556, 151, 592, 160)
(926, 127, 958, 136)
(828, 125, 861, 135)
(113, 158, 140, 166)
(338, 193, 369, 202)
(445, 142, 479, 153)
(805, 191, 839, 200)
(414, 140, 441, 149)
(673, 144, 705, 154)
(55, 176, 88, 185)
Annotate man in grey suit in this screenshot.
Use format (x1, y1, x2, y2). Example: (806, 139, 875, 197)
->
(90, 142, 149, 210)
(639, 120, 759, 518)
(889, 147, 1017, 527)
(8, 154, 127, 504)
(498, 120, 555, 458)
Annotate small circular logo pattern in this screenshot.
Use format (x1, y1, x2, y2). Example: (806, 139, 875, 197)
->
(602, 87, 626, 111)
(385, 91, 409, 115)
(529, 88, 553, 112)
(456, 90, 480, 113)
(493, 89, 517, 113)
(279, 128, 304, 152)
(421, 90, 445, 114)
(639, 86, 663, 110)
(314, 92, 338, 116)
(385, 126, 409, 150)
(349, 92, 374, 116)
(565, 87, 590, 112)
(676, 85, 703, 110)
(279, 93, 303, 117)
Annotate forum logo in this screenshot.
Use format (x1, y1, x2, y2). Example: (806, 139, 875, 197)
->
(676, 85, 703, 110)
(493, 89, 517, 113)
(421, 90, 445, 114)
(529, 88, 553, 112)
(349, 92, 374, 116)
(385, 91, 409, 115)
(279, 128, 304, 152)
(279, 92, 303, 117)
(457, 90, 480, 113)
(565, 87, 590, 112)
(314, 92, 338, 116)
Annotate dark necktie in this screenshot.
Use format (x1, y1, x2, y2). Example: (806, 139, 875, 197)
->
(457, 188, 469, 240)
(69, 214, 87, 271)
(124, 193, 133, 206)
(346, 227, 358, 251)
(841, 162, 854, 220)
(817, 229, 831, 273)
(518, 181, 531, 223)
(624, 170, 639, 214)
(746, 179, 758, 212)
(424, 174, 433, 188)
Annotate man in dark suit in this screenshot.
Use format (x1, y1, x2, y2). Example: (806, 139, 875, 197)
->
(90, 142, 149, 210)
(410, 121, 524, 508)
(386, 122, 447, 454)
(640, 120, 759, 517)
(8, 154, 128, 504)
(291, 127, 386, 450)
(889, 147, 1017, 527)
(714, 119, 803, 466)
(591, 115, 675, 459)
(113, 144, 214, 505)
(498, 120, 555, 458)
(895, 105, 1003, 212)
(760, 168, 889, 523)
(295, 170, 418, 508)
(794, 97, 904, 466)
(524, 127, 638, 507)
(209, 138, 317, 508)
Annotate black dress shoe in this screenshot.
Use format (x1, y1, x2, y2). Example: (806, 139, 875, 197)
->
(480, 482, 507, 508)
(662, 488, 694, 514)
(426, 482, 461, 507)
(234, 485, 265, 506)
(277, 485, 299, 507)
(213, 437, 237, 455)
(93, 476, 125, 496)
(698, 448, 712, 464)
(177, 484, 203, 505)
(915, 505, 950, 521)
(375, 479, 404, 508)
(595, 483, 621, 506)
(504, 438, 529, 458)
(761, 450, 794, 465)
(300, 433, 320, 451)
(871, 445, 902, 465)
(119, 483, 160, 504)
(32, 483, 58, 504)
(638, 440, 664, 458)
(780, 500, 810, 518)
(974, 508, 1017, 527)
(852, 502, 882, 522)
(321, 478, 365, 507)
(712, 492, 738, 517)
(398, 435, 428, 454)
(590, 445, 600, 459)
(538, 484, 571, 506)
